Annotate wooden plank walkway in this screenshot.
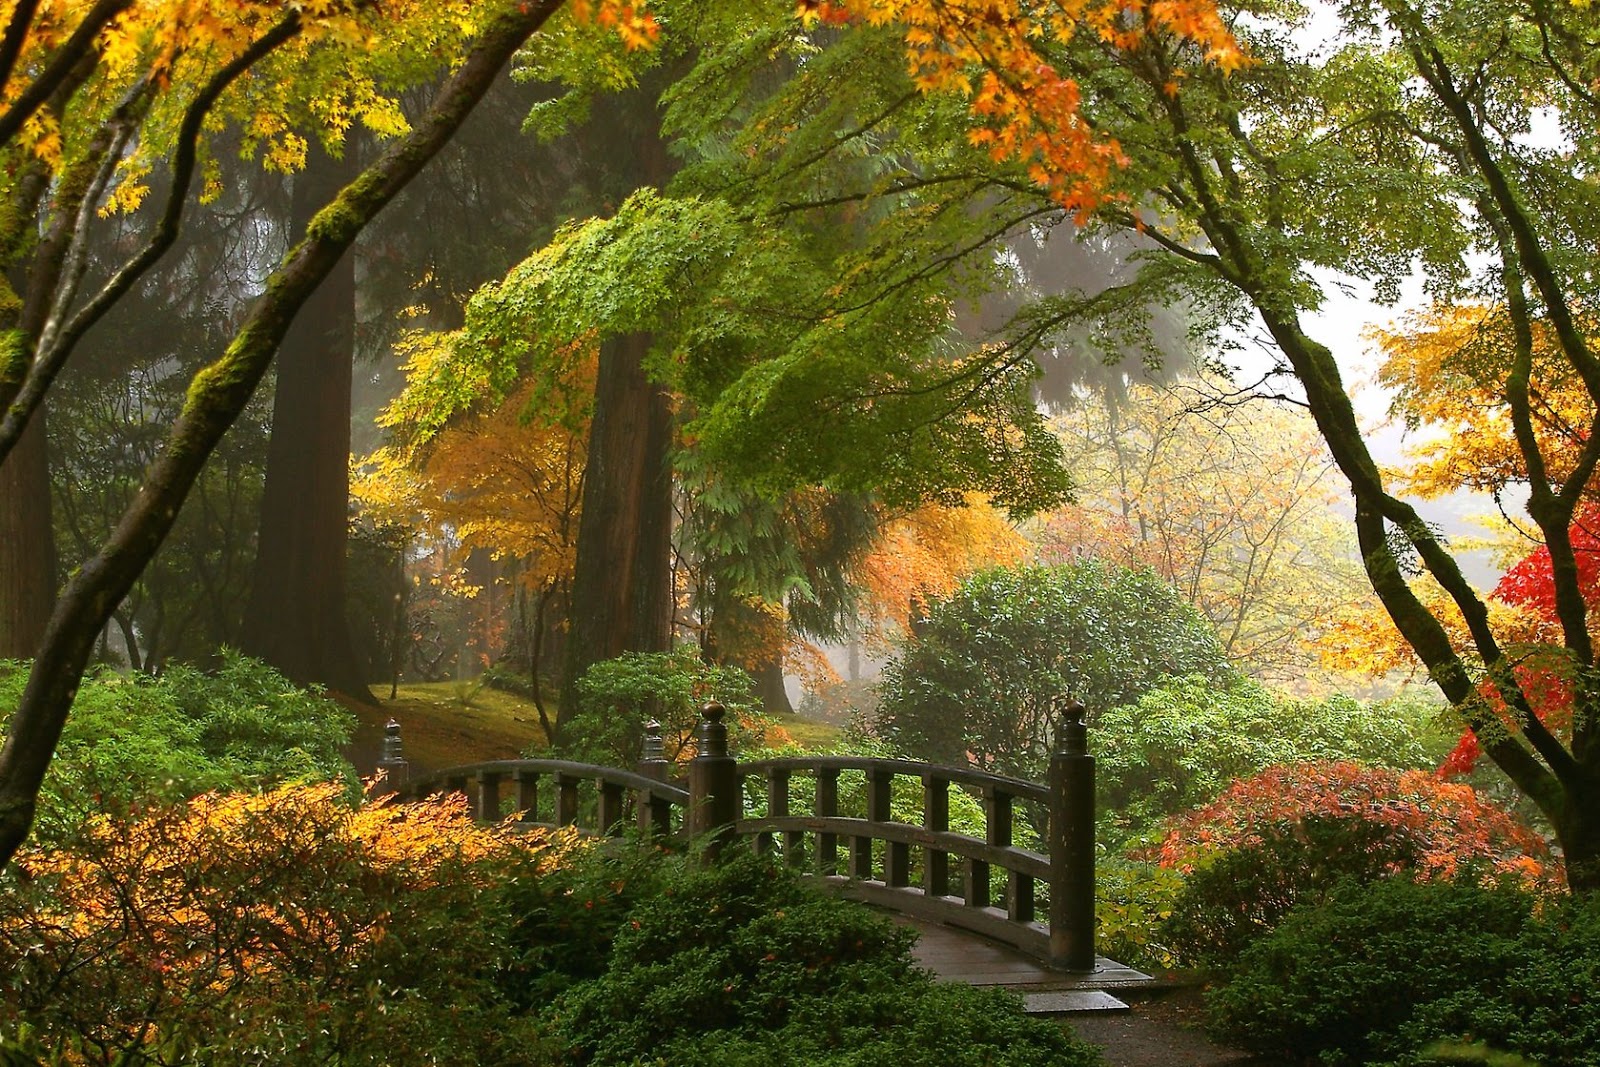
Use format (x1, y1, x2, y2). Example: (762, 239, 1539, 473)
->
(892, 914, 1156, 1014)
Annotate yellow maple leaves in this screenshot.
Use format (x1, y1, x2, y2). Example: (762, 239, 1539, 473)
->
(1374, 302, 1598, 505)
(855, 493, 1027, 642)
(10, 781, 583, 1021)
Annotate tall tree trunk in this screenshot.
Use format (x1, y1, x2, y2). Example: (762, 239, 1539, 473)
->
(750, 656, 793, 715)
(0, 414, 54, 657)
(554, 83, 680, 732)
(240, 145, 372, 700)
(559, 330, 674, 729)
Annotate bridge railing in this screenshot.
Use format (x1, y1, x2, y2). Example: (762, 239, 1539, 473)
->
(735, 755, 1057, 961)
(403, 757, 690, 838)
(381, 702, 1096, 973)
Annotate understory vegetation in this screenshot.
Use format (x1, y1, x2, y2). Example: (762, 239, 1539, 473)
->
(0, 783, 1099, 1067)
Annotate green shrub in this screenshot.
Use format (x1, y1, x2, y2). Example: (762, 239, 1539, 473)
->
(877, 560, 1232, 782)
(1096, 675, 1449, 842)
(1148, 762, 1552, 968)
(1095, 855, 1185, 972)
(535, 848, 1100, 1067)
(0, 784, 572, 1066)
(554, 645, 762, 766)
(1162, 814, 1424, 968)
(1402, 894, 1600, 1066)
(1206, 878, 1538, 1066)
(0, 651, 355, 840)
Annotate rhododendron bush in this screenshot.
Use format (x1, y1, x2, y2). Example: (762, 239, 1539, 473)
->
(1151, 761, 1553, 888)
(0, 783, 579, 1064)
(1148, 762, 1555, 968)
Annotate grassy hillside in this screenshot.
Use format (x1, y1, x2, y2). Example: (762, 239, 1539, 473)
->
(346, 681, 551, 777)
(346, 681, 844, 778)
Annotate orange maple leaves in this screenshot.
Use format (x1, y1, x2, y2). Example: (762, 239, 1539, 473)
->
(1150, 761, 1555, 889)
(800, 0, 1246, 213)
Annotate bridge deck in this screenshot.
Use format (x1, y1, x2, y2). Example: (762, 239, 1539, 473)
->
(892, 914, 1155, 1014)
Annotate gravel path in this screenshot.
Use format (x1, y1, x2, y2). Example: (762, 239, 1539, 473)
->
(1067, 988, 1264, 1067)
(895, 914, 1268, 1066)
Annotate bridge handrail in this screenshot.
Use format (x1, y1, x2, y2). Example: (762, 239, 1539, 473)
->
(407, 758, 689, 806)
(738, 756, 1048, 805)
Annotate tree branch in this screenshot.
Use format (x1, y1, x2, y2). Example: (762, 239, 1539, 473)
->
(0, 0, 132, 148)
(0, 12, 303, 466)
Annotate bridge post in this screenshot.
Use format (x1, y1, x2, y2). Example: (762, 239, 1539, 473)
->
(376, 718, 410, 791)
(1049, 698, 1096, 973)
(689, 701, 740, 862)
(637, 719, 673, 835)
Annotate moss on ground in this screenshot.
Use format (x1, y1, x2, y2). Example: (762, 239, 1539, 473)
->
(346, 681, 843, 777)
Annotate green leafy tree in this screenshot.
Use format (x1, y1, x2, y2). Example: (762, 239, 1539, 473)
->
(979, 0, 1600, 889)
(876, 560, 1232, 780)
(556, 645, 761, 767)
(0, 0, 627, 872)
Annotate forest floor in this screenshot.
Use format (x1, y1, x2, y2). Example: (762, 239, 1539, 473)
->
(344, 680, 550, 774)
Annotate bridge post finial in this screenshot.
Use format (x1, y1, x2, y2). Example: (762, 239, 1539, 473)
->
(1049, 697, 1095, 973)
(1057, 698, 1088, 756)
(689, 701, 739, 862)
(376, 717, 410, 791)
(638, 718, 669, 781)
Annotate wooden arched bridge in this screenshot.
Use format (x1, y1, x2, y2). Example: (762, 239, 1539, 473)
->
(381, 702, 1150, 1007)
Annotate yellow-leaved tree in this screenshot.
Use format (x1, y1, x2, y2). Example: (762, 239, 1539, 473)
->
(1037, 377, 1375, 686)
(356, 332, 597, 734)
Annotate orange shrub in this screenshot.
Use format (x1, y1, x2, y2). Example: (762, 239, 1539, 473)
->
(1148, 761, 1554, 889)
(0, 782, 580, 1064)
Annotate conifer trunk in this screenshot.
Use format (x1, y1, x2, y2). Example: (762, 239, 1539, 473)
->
(555, 85, 679, 731)
(0, 415, 54, 657)
(559, 330, 673, 728)
(240, 146, 372, 700)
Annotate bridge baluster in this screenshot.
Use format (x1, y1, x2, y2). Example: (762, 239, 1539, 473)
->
(922, 774, 950, 897)
(872, 768, 909, 887)
(639, 790, 674, 837)
(814, 768, 839, 876)
(555, 772, 580, 827)
(766, 767, 799, 862)
(1010, 838, 1035, 920)
(853, 768, 888, 880)
(598, 780, 626, 835)
(967, 785, 1010, 909)
(514, 769, 539, 821)
(476, 771, 502, 823)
